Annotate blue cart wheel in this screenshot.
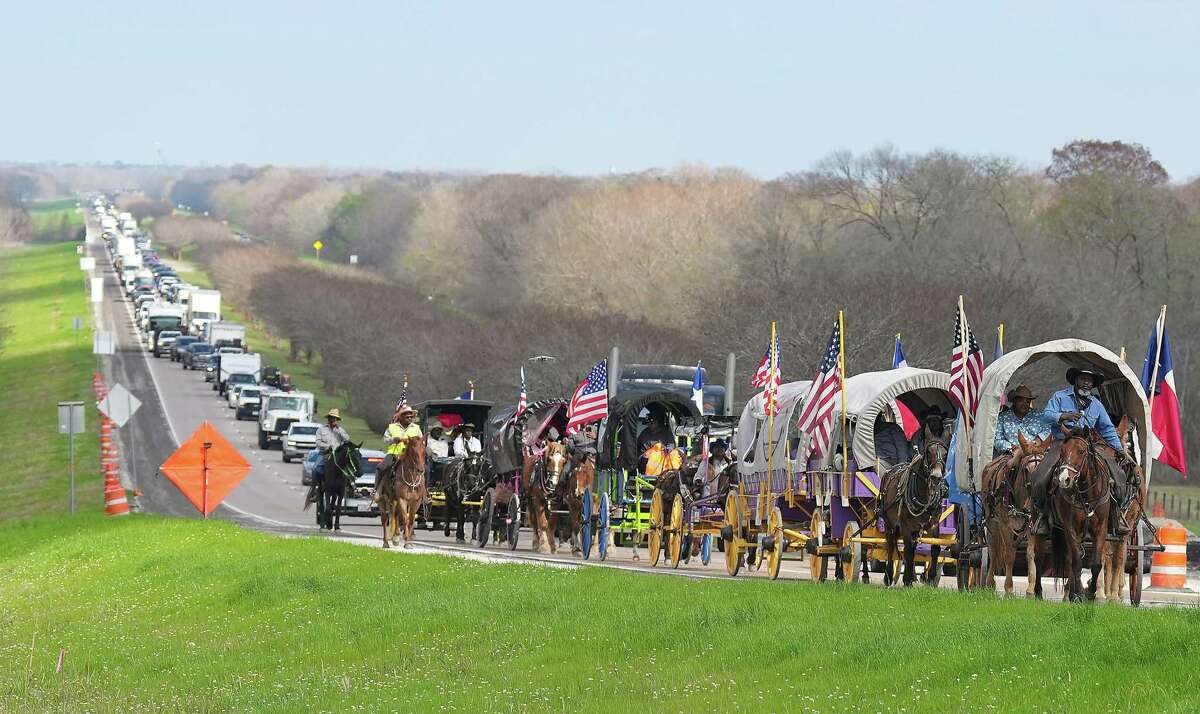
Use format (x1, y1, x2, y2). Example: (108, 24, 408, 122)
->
(701, 534, 712, 565)
(598, 492, 610, 561)
(581, 487, 594, 559)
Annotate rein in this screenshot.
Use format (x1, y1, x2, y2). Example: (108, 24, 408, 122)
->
(1056, 435, 1110, 518)
(903, 441, 947, 518)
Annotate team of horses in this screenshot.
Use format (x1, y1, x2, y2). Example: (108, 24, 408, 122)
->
(980, 418, 1146, 602)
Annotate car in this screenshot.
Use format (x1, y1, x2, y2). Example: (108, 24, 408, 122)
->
(182, 342, 215, 370)
(225, 374, 258, 406)
(153, 330, 181, 357)
(171, 335, 200, 361)
(235, 387, 264, 421)
(283, 422, 320, 463)
(301, 448, 321, 486)
(340, 449, 386, 517)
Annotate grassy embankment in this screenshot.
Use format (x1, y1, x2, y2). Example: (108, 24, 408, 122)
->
(1147, 482, 1200, 534)
(2, 512, 1198, 712)
(172, 256, 380, 448)
(27, 198, 84, 242)
(0, 242, 98, 518)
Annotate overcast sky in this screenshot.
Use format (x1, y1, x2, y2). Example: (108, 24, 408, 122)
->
(3, 2, 1198, 179)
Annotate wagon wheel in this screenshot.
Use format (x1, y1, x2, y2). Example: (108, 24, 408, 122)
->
(476, 491, 493, 549)
(723, 490, 743, 576)
(506, 493, 521, 551)
(648, 490, 664, 567)
(668, 493, 685, 569)
(581, 487, 594, 560)
(766, 506, 784, 580)
(1129, 521, 1145, 607)
(808, 510, 828, 582)
(840, 520, 862, 583)
(598, 492, 611, 561)
(700, 534, 712, 566)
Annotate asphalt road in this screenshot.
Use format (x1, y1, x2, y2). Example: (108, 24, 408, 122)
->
(89, 222, 1200, 604)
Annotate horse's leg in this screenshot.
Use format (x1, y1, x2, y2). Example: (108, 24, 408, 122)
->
(984, 521, 998, 589)
(1088, 520, 1105, 603)
(456, 492, 467, 543)
(1026, 537, 1038, 598)
(333, 490, 342, 531)
(883, 528, 896, 587)
(926, 543, 940, 585)
(1002, 534, 1015, 597)
(379, 503, 390, 548)
(902, 531, 917, 587)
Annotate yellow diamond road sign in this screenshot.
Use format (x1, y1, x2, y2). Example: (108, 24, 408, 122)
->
(312, 240, 324, 251)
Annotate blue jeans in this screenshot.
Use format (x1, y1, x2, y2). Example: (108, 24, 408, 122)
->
(313, 454, 329, 484)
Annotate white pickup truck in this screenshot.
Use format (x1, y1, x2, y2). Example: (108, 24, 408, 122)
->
(258, 391, 315, 450)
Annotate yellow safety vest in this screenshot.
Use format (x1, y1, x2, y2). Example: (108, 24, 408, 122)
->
(643, 443, 682, 476)
(385, 423, 422, 456)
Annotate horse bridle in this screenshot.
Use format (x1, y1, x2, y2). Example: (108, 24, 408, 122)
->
(1055, 434, 1111, 518)
(904, 439, 948, 518)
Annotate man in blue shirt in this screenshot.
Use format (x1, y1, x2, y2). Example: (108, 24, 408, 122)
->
(993, 385, 1053, 456)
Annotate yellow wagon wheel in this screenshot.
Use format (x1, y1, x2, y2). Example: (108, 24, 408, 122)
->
(648, 489, 663, 567)
(840, 520, 862, 583)
(668, 493, 685, 568)
(723, 490, 742, 576)
(766, 506, 784, 580)
(808, 510, 828, 582)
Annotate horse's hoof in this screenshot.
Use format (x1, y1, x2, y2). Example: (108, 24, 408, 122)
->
(456, 538, 466, 545)
(403, 542, 413, 549)
(334, 527, 341, 531)
(382, 543, 390, 549)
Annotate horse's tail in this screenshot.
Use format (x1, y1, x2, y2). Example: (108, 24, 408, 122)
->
(1049, 517, 1068, 580)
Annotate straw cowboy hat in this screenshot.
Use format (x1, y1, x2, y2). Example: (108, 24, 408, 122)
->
(325, 408, 343, 420)
(1006, 384, 1036, 402)
(395, 406, 417, 417)
(1066, 366, 1105, 388)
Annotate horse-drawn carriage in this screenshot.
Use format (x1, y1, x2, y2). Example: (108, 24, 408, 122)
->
(478, 399, 573, 551)
(592, 390, 702, 559)
(415, 398, 494, 542)
(953, 338, 1161, 604)
(729, 369, 959, 583)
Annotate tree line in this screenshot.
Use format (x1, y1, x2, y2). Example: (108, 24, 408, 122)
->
(11, 140, 1198, 479)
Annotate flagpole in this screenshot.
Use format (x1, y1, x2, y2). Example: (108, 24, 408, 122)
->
(997, 323, 1004, 355)
(959, 296, 974, 490)
(838, 310, 848, 510)
(766, 321, 777, 524)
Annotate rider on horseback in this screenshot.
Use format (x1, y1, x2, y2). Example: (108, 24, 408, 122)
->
(993, 384, 1053, 456)
(1031, 366, 1136, 536)
(380, 406, 421, 476)
(313, 408, 351, 485)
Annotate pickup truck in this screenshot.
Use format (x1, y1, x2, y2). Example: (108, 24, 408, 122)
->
(259, 391, 315, 450)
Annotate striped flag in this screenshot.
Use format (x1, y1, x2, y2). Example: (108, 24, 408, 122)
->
(949, 300, 984, 429)
(892, 334, 908, 369)
(516, 367, 528, 417)
(567, 359, 608, 434)
(393, 375, 408, 412)
(795, 317, 843, 458)
(691, 361, 704, 414)
(1142, 308, 1187, 476)
(751, 327, 782, 416)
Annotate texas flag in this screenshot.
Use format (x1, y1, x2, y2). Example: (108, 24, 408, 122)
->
(691, 361, 705, 415)
(1141, 312, 1187, 477)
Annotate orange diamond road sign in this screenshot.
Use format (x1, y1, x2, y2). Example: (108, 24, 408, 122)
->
(160, 421, 251, 518)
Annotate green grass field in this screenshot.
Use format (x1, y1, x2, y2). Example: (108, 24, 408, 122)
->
(26, 198, 84, 242)
(2, 513, 1197, 712)
(173, 262, 380, 448)
(1147, 483, 1200, 534)
(0, 243, 98, 519)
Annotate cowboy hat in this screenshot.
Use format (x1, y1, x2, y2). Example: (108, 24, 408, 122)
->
(325, 408, 343, 420)
(1066, 367, 1105, 387)
(1006, 384, 1036, 402)
(920, 405, 945, 421)
(461, 422, 476, 431)
(395, 406, 417, 417)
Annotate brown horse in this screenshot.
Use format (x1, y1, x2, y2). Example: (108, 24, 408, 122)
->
(981, 432, 1051, 596)
(1098, 418, 1144, 602)
(522, 442, 568, 554)
(550, 453, 596, 554)
(377, 439, 427, 548)
(878, 424, 949, 587)
(1029, 428, 1112, 602)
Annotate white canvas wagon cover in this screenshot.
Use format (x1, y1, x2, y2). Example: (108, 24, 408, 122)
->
(952, 338, 1153, 490)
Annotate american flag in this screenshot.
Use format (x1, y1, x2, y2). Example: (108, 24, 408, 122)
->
(949, 302, 985, 428)
(516, 367, 528, 417)
(794, 318, 843, 458)
(567, 359, 608, 434)
(393, 376, 408, 412)
(750, 333, 780, 389)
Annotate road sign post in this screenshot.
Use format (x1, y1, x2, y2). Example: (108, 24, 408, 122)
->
(312, 239, 324, 262)
(97, 384, 142, 487)
(58, 401, 85, 515)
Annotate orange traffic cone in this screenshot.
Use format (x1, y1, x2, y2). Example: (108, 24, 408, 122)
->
(103, 469, 129, 517)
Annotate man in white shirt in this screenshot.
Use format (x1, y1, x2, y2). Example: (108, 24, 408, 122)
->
(453, 423, 483, 457)
(427, 425, 451, 459)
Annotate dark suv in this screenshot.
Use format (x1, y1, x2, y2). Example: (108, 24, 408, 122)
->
(182, 342, 215, 370)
